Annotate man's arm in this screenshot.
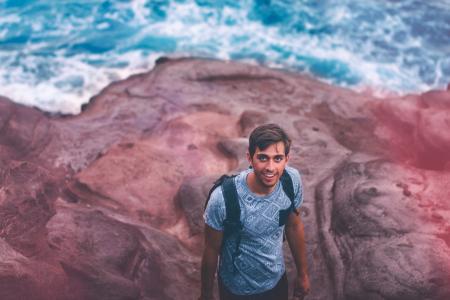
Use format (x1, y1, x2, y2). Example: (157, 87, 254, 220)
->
(285, 211, 310, 298)
(199, 224, 223, 300)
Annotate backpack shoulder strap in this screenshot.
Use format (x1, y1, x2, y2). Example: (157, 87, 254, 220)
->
(204, 174, 230, 210)
(221, 176, 242, 237)
(221, 176, 242, 272)
(204, 174, 242, 231)
(280, 169, 299, 215)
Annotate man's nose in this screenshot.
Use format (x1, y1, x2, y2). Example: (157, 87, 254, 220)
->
(265, 160, 275, 171)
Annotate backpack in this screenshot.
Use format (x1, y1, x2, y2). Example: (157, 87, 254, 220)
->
(204, 169, 298, 269)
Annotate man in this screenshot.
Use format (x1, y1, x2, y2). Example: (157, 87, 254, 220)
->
(199, 123, 310, 300)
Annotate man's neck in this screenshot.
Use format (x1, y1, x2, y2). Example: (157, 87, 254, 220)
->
(246, 172, 276, 196)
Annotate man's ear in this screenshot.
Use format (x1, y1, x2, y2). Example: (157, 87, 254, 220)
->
(285, 154, 290, 163)
(246, 151, 252, 165)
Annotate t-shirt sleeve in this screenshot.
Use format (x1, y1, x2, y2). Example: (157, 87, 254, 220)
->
(203, 186, 226, 231)
(286, 166, 304, 209)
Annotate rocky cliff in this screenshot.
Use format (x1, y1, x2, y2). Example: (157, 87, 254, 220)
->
(1, 58, 449, 300)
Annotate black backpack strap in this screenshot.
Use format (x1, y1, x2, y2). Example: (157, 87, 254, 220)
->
(221, 176, 242, 273)
(221, 177, 241, 235)
(204, 174, 242, 237)
(204, 175, 231, 210)
(280, 169, 299, 215)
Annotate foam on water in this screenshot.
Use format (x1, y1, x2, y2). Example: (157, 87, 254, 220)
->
(0, 0, 449, 114)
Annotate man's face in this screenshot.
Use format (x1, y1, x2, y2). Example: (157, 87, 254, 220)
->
(247, 141, 289, 190)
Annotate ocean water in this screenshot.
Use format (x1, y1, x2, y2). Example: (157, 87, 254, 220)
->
(0, 0, 449, 114)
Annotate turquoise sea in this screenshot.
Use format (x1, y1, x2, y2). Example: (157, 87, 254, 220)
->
(1, 0, 449, 114)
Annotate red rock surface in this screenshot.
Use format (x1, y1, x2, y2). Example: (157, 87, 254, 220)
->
(0, 58, 449, 299)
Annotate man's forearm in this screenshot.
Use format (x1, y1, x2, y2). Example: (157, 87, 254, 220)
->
(286, 218, 308, 276)
(200, 248, 219, 299)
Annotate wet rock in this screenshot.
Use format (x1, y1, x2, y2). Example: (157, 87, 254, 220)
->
(0, 58, 449, 299)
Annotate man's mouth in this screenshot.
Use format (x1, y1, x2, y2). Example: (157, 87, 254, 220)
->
(263, 173, 276, 179)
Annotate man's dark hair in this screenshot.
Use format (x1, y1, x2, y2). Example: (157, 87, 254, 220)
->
(248, 123, 291, 158)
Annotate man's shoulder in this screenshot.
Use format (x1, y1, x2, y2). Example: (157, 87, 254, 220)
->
(285, 165, 301, 182)
(284, 166, 303, 197)
(209, 171, 247, 203)
(209, 182, 225, 204)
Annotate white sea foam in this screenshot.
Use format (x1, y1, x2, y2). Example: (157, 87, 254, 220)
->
(0, 50, 162, 114)
(0, 0, 448, 114)
(129, 0, 151, 25)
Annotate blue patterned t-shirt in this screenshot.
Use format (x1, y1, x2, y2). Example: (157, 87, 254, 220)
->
(203, 166, 303, 295)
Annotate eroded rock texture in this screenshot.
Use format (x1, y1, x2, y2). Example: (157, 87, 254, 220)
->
(0, 58, 449, 299)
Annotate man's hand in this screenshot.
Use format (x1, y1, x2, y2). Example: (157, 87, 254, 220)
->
(286, 212, 310, 299)
(200, 225, 223, 300)
(293, 273, 310, 299)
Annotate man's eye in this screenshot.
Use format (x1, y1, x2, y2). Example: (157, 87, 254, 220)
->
(274, 156, 283, 162)
(258, 156, 268, 161)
